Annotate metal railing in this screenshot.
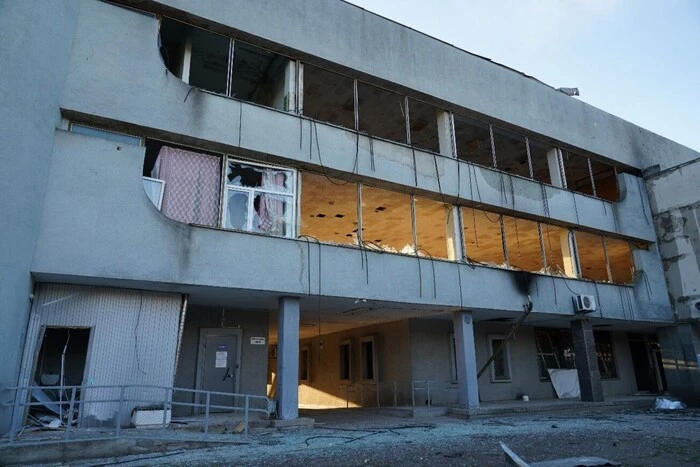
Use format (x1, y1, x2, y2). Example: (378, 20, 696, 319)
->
(1, 384, 272, 444)
(338, 380, 459, 409)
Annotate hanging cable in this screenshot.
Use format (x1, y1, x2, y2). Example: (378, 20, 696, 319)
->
(237, 102, 243, 147)
(416, 248, 438, 298)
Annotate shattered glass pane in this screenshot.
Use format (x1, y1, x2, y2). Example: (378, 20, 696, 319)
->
(226, 161, 293, 194)
(224, 190, 249, 230)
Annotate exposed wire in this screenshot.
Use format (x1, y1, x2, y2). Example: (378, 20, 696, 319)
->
(411, 146, 418, 186)
(416, 249, 438, 298)
(183, 86, 197, 102)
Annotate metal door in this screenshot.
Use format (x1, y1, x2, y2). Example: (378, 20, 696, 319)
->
(196, 329, 242, 413)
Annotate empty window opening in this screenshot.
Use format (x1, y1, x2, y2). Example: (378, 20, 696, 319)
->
(224, 158, 296, 237)
(160, 18, 290, 110)
(534, 328, 575, 380)
(605, 238, 634, 284)
(408, 98, 440, 153)
(501, 215, 544, 272)
(339, 340, 351, 381)
(299, 345, 310, 382)
(147, 141, 222, 227)
(491, 126, 531, 179)
(357, 82, 407, 143)
(541, 224, 572, 277)
(575, 231, 609, 282)
(230, 41, 290, 109)
(594, 331, 618, 379)
(488, 335, 512, 382)
(300, 172, 359, 246)
(361, 185, 414, 253)
(527, 139, 554, 184)
(462, 206, 506, 266)
(414, 196, 452, 260)
(561, 150, 596, 196)
(454, 114, 493, 168)
(31, 328, 91, 419)
(361, 336, 377, 381)
(589, 158, 619, 201)
(302, 64, 355, 129)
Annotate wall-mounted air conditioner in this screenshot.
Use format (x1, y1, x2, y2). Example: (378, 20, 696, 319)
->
(574, 295, 596, 313)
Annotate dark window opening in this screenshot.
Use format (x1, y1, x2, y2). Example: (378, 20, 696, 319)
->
(527, 138, 554, 184)
(454, 114, 493, 168)
(491, 126, 530, 178)
(534, 328, 575, 380)
(589, 158, 619, 201)
(357, 82, 407, 143)
(594, 331, 618, 379)
(302, 64, 355, 129)
(339, 342, 351, 381)
(361, 339, 375, 380)
(231, 41, 289, 109)
(408, 98, 440, 153)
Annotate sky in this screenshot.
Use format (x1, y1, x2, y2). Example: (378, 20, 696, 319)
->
(344, 0, 700, 153)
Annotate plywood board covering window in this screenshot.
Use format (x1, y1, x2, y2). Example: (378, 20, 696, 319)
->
(541, 224, 569, 276)
(361, 186, 414, 253)
(575, 231, 609, 281)
(414, 196, 451, 259)
(462, 207, 505, 266)
(300, 172, 358, 246)
(606, 238, 634, 284)
(501, 215, 543, 272)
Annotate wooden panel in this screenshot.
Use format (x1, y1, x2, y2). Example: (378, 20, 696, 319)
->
(502, 215, 543, 272)
(576, 231, 608, 281)
(414, 196, 449, 259)
(300, 172, 358, 246)
(462, 207, 505, 266)
(362, 185, 414, 252)
(606, 238, 633, 284)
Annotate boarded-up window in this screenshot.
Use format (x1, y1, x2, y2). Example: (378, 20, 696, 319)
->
(300, 172, 358, 246)
(502, 215, 543, 272)
(575, 231, 609, 281)
(361, 186, 414, 253)
(462, 207, 505, 266)
(414, 196, 451, 260)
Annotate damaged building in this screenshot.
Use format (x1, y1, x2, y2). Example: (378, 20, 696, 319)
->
(1, 0, 699, 435)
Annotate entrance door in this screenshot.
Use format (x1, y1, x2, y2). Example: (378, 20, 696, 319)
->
(629, 334, 667, 393)
(196, 329, 242, 413)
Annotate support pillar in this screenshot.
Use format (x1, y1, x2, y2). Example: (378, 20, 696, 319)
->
(571, 318, 604, 402)
(547, 148, 566, 188)
(436, 110, 456, 158)
(452, 310, 479, 409)
(560, 230, 580, 278)
(276, 296, 300, 419)
(282, 60, 297, 112)
(657, 323, 700, 405)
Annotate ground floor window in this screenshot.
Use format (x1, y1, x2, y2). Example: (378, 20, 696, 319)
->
(594, 331, 618, 379)
(534, 328, 618, 380)
(488, 335, 512, 382)
(339, 340, 351, 381)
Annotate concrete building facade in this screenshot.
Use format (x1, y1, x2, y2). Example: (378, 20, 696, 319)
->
(1, 0, 699, 432)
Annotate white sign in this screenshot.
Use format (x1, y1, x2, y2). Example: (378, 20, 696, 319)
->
(215, 350, 228, 368)
(250, 337, 266, 345)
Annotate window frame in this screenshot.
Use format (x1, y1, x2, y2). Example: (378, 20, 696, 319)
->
(221, 156, 297, 238)
(299, 344, 310, 383)
(594, 331, 619, 380)
(142, 176, 165, 210)
(488, 334, 512, 383)
(360, 336, 377, 382)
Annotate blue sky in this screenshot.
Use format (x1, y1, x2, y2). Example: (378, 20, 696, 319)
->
(345, 0, 700, 152)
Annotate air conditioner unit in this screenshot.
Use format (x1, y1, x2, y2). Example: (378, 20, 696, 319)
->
(574, 295, 596, 313)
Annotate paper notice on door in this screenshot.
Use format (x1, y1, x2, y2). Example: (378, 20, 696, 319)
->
(215, 351, 228, 368)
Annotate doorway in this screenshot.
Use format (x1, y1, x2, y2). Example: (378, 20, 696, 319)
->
(629, 334, 667, 393)
(195, 328, 242, 412)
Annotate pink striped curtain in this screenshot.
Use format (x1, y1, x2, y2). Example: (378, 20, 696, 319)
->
(152, 146, 221, 227)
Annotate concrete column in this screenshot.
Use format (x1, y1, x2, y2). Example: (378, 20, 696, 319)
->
(657, 323, 700, 405)
(547, 148, 567, 188)
(452, 310, 479, 409)
(283, 60, 297, 112)
(446, 206, 464, 261)
(571, 318, 604, 402)
(276, 296, 300, 419)
(436, 110, 456, 158)
(560, 231, 580, 277)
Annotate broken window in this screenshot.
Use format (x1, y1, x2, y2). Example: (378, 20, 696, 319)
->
(408, 98, 440, 153)
(357, 82, 407, 143)
(561, 150, 596, 196)
(575, 231, 609, 282)
(339, 340, 351, 381)
(454, 114, 494, 168)
(541, 224, 574, 277)
(488, 335, 511, 382)
(461, 207, 506, 266)
(361, 185, 414, 253)
(527, 139, 554, 185)
(534, 328, 575, 380)
(300, 172, 359, 246)
(414, 196, 452, 260)
(302, 64, 355, 129)
(223, 159, 296, 237)
(594, 331, 618, 379)
(142, 177, 165, 209)
(588, 158, 619, 202)
(160, 18, 292, 110)
(605, 238, 634, 284)
(361, 336, 376, 381)
(501, 214, 544, 272)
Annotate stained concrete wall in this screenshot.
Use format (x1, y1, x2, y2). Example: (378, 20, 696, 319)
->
(173, 305, 268, 415)
(646, 159, 700, 321)
(0, 0, 79, 433)
(147, 0, 699, 171)
(657, 323, 700, 406)
(295, 320, 411, 408)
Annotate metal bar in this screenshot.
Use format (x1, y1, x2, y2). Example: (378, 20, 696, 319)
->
(393, 381, 397, 407)
(116, 386, 124, 436)
(173, 294, 189, 379)
(204, 392, 211, 434)
(411, 381, 415, 409)
(587, 158, 598, 197)
(525, 137, 534, 179)
(489, 124, 497, 168)
(64, 386, 76, 439)
(9, 388, 20, 444)
(427, 381, 431, 408)
(353, 79, 359, 131)
(244, 395, 250, 437)
(404, 95, 411, 145)
(477, 299, 534, 379)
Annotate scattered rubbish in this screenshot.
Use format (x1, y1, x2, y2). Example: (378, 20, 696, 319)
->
(38, 416, 61, 429)
(654, 397, 686, 411)
(233, 421, 247, 433)
(500, 442, 621, 467)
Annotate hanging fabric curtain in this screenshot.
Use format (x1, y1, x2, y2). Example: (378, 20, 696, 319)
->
(256, 171, 287, 235)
